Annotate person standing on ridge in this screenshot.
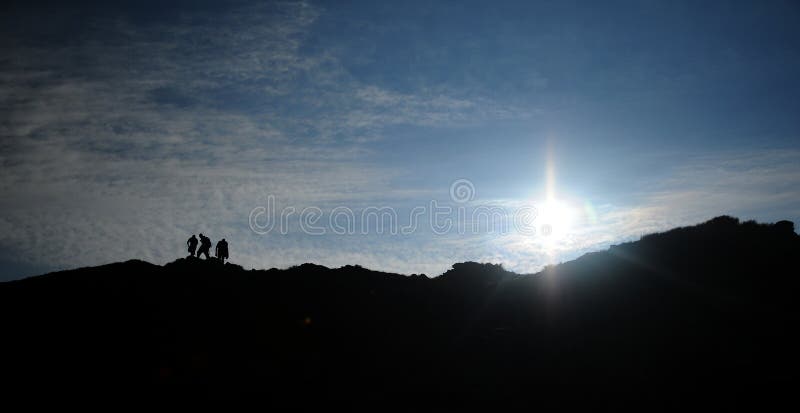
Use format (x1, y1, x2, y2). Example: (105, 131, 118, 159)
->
(215, 238, 229, 263)
(197, 233, 212, 259)
(187, 234, 198, 257)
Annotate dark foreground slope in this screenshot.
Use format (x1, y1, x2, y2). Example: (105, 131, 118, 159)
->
(2, 216, 799, 408)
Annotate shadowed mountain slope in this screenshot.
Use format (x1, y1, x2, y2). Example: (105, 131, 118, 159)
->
(2, 216, 798, 408)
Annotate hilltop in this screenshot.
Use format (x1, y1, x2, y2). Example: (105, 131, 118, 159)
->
(1, 216, 798, 408)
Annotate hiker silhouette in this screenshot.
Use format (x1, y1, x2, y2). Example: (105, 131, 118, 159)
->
(187, 235, 198, 257)
(215, 238, 229, 263)
(197, 233, 212, 259)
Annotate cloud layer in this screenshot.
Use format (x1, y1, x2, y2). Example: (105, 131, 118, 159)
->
(2, 1, 799, 280)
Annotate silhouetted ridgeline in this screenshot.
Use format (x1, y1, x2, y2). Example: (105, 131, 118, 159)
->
(1, 216, 798, 408)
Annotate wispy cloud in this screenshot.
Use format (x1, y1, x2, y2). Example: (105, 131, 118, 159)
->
(0, 1, 532, 278)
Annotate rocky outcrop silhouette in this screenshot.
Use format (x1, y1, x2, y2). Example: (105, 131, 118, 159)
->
(1, 216, 798, 408)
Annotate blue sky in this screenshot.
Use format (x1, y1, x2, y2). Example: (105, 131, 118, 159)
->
(2, 0, 799, 280)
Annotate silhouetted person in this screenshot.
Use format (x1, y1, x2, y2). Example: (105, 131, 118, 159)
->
(187, 234, 198, 257)
(197, 233, 212, 259)
(215, 238, 229, 263)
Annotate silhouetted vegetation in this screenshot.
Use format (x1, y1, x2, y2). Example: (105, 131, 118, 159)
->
(1, 217, 798, 408)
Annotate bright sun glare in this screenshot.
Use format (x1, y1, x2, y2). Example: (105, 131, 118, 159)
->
(532, 139, 579, 248)
(538, 199, 575, 238)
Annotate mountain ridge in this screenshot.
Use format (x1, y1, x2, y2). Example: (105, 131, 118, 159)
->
(7, 215, 795, 284)
(1, 216, 798, 408)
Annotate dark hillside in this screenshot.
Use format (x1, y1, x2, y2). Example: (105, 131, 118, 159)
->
(2, 216, 798, 408)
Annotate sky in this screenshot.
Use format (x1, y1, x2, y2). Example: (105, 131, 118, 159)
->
(2, 0, 799, 280)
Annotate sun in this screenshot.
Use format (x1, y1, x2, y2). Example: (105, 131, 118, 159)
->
(537, 198, 575, 238)
(533, 139, 577, 243)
